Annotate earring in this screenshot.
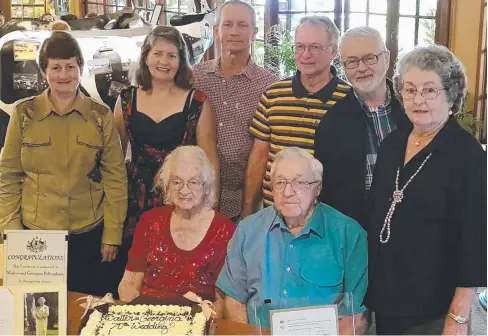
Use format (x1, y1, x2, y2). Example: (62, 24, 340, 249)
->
(448, 110, 453, 115)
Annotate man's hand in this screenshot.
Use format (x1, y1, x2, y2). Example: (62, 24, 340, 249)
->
(442, 317, 468, 335)
(101, 243, 118, 262)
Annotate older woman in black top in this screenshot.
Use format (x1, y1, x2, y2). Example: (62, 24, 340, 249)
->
(366, 45, 486, 335)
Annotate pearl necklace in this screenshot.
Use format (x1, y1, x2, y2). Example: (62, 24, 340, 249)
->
(379, 153, 432, 243)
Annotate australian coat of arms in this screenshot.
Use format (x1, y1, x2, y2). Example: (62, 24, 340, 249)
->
(26, 236, 47, 253)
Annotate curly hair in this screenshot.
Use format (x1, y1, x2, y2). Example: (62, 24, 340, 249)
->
(393, 45, 467, 113)
(135, 26, 193, 91)
(153, 146, 217, 209)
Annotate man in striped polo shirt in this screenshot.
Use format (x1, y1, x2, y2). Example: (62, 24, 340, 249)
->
(242, 16, 350, 216)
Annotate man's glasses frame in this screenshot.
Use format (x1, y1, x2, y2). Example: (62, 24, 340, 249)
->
(292, 43, 335, 56)
(270, 178, 321, 194)
(342, 50, 387, 69)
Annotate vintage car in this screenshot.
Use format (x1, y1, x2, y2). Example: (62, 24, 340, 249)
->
(0, 3, 215, 149)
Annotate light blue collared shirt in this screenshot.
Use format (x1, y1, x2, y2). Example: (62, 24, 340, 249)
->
(216, 203, 368, 327)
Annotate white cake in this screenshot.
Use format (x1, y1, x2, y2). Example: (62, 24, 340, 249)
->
(80, 304, 207, 335)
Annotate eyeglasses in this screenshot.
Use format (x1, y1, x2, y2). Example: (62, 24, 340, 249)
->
(270, 178, 320, 194)
(169, 179, 205, 191)
(342, 51, 386, 69)
(292, 43, 330, 55)
(402, 87, 446, 100)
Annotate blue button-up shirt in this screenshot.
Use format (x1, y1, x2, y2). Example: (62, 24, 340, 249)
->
(217, 203, 368, 327)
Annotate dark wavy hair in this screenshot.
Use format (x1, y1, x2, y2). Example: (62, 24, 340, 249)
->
(135, 26, 193, 91)
(38, 31, 84, 73)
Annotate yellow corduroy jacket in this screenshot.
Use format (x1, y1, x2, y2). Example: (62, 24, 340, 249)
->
(0, 90, 127, 245)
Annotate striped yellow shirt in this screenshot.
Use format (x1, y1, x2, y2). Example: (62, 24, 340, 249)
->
(249, 70, 350, 206)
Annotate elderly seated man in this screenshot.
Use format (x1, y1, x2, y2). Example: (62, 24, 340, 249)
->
(217, 147, 368, 333)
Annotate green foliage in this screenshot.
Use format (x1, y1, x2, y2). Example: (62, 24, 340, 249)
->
(254, 24, 297, 78)
(421, 8, 436, 45)
(253, 24, 347, 80)
(455, 98, 484, 136)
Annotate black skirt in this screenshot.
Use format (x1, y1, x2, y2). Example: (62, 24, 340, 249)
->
(67, 223, 127, 297)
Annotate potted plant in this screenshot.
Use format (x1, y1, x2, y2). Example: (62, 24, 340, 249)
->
(455, 94, 484, 139)
(254, 24, 346, 80)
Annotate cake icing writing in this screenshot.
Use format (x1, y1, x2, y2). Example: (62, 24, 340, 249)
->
(80, 305, 207, 335)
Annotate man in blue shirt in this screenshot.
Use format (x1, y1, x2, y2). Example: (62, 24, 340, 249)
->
(217, 147, 368, 333)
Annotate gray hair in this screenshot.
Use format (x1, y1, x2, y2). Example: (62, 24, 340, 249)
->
(393, 45, 467, 113)
(38, 297, 46, 304)
(270, 147, 323, 182)
(339, 26, 387, 53)
(215, 0, 257, 28)
(297, 16, 340, 45)
(154, 146, 217, 208)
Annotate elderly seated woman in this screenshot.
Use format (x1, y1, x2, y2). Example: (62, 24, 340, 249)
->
(118, 146, 235, 302)
(217, 147, 368, 332)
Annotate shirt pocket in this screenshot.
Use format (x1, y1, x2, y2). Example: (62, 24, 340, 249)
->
(299, 261, 344, 301)
(76, 135, 102, 150)
(75, 134, 103, 170)
(21, 136, 52, 173)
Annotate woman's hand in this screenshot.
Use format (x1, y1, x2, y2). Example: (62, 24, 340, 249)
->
(118, 271, 144, 302)
(118, 283, 140, 303)
(101, 243, 118, 262)
(442, 317, 468, 335)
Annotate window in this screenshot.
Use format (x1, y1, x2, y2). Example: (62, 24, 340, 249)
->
(11, 0, 46, 19)
(83, 0, 128, 16)
(346, 0, 388, 44)
(397, 0, 437, 56)
(134, 0, 158, 21)
(83, 0, 108, 16)
(237, 1, 266, 66)
(253, 0, 450, 77)
(279, 0, 335, 36)
(162, 0, 191, 25)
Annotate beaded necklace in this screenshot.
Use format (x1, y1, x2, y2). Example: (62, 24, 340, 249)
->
(379, 153, 432, 243)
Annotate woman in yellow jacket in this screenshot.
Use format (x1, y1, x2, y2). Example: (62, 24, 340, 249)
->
(0, 31, 128, 296)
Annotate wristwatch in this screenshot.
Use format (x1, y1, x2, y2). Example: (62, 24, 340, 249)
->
(447, 312, 469, 324)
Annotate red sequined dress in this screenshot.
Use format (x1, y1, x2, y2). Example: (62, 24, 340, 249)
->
(126, 206, 236, 301)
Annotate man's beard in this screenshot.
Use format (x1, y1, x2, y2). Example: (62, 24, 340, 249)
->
(353, 71, 386, 97)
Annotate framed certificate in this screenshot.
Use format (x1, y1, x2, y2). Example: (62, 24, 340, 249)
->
(3, 230, 68, 286)
(270, 305, 339, 335)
